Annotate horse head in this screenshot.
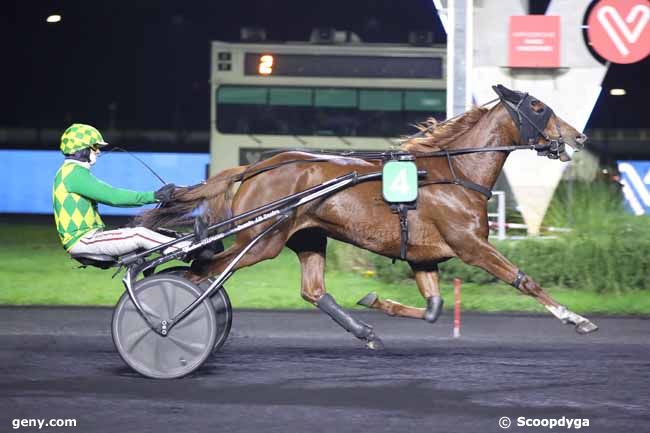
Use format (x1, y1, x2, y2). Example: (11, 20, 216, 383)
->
(492, 84, 587, 162)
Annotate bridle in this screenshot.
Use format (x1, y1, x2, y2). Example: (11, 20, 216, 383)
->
(402, 85, 571, 162)
(496, 88, 568, 161)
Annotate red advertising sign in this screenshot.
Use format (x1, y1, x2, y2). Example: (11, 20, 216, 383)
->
(587, 0, 650, 64)
(508, 15, 561, 68)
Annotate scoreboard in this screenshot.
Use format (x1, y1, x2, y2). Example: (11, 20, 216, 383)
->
(242, 53, 443, 79)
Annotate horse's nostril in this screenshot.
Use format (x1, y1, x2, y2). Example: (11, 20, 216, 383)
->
(575, 133, 587, 145)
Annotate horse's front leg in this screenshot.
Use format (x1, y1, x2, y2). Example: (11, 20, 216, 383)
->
(357, 263, 444, 323)
(455, 237, 598, 334)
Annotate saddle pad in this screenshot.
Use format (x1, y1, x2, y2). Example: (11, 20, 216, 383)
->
(382, 160, 418, 203)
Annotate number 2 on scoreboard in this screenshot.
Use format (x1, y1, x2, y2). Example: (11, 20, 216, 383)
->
(258, 55, 274, 75)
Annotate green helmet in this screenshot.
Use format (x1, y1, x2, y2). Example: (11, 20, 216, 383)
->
(60, 123, 108, 155)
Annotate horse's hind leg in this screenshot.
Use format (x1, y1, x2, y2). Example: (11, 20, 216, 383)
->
(456, 238, 598, 334)
(288, 230, 384, 350)
(357, 263, 444, 323)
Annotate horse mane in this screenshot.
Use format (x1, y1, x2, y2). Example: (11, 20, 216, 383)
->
(401, 106, 489, 152)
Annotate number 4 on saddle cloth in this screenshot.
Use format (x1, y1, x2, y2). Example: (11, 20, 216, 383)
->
(382, 155, 419, 262)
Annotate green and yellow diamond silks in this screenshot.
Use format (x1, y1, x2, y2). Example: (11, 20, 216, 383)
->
(59, 123, 108, 155)
(382, 161, 418, 203)
(52, 163, 105, 249)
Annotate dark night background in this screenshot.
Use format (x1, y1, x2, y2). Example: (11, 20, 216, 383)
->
(1, 0, 647, 138)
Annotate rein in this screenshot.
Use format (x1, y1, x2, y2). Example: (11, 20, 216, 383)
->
(413, 145, 536, 199)
(237, 143, 544, 200)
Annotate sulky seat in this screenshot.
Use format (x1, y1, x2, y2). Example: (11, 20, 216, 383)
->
(71, 253, 119, 269)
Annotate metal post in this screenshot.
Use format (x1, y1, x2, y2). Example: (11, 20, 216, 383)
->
(453, 278, 461, 338)
(445, 0, 455, 116)
(488, 191, 507, 240)
(446, 0, 473, 117)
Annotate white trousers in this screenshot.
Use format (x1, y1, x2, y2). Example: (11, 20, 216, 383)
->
(68, 227, 190, 257)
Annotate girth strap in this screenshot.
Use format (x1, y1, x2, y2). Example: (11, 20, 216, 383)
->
(390, 203, 415, 262)
(398, 205, 409, 260)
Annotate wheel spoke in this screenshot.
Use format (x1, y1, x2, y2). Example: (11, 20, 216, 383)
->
(124, 325, 154, 353)
(172, 309, 206, 330)
(154, 336, 163, 371)
(161, 281, 173, 318)
(139, 300, 161, 320)
(167, 334, 207, 355)
(168, 283, 177, 317)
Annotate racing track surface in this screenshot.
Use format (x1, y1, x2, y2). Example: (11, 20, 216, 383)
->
(1, 307, 649, 433)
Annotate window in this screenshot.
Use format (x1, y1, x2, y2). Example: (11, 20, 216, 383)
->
(269, 88, 311, 106)
(217, 87, 267, 104)
(405, 90, 445, 112)
(359, 90, 402, 111)
(314, 89, 356, 108)
(216, 86, 445, 137)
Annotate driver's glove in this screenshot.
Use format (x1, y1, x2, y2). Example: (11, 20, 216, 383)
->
(154, 183, 176, 203)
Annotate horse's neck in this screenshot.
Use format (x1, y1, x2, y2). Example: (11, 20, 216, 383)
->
(439, 106, 513, 191)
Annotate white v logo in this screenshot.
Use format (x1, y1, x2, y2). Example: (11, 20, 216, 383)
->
(597, 4, 650, 56)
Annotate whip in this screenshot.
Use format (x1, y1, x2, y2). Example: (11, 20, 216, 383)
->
(100, 146, 167, 185)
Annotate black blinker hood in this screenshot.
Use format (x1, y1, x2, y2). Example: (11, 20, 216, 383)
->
(492, 84, 522, 104)
(492, 84, 554, 146)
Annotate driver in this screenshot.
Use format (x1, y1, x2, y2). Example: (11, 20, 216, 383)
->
(53, 123, 190, 258)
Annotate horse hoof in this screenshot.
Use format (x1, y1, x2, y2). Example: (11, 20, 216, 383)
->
(357, 292, 378, 308)
(366, 335, 384, 350)
(424, 296, 444, 323)
(575, 320, 599, 335)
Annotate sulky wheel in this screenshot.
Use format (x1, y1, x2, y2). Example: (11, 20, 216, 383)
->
(208, 278, 232, 352)
(159, 266, 232, 353)
(112, 274, 217, 379)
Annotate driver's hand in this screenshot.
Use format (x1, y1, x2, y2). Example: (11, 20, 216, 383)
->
(154, 183, 176, 203)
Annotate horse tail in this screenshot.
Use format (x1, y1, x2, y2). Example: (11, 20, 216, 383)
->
(134, 165, 248, 229)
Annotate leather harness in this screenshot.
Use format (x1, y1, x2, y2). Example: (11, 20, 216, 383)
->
(217, 87, 569, 262)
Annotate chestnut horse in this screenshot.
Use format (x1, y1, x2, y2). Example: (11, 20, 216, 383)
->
(139, 85, 597, 349)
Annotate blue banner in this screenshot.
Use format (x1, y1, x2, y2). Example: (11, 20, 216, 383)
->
(617, 161, 650, 216)
(0, 150, 210, 215)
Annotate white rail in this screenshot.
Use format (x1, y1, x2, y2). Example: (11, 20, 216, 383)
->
(487, 191, 506, 240)
(488, 190, 570, 239)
